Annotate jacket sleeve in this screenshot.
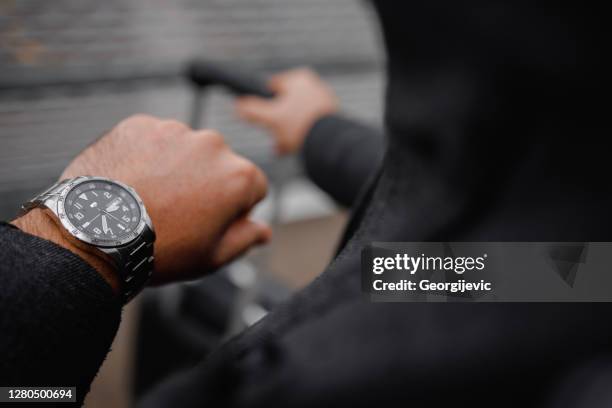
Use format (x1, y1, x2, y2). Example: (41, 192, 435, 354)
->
(301, 114, 385, 207)
(0, 222, 122, 406)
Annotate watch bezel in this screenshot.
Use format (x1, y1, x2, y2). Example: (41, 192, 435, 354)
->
(55, 176, 151, 248)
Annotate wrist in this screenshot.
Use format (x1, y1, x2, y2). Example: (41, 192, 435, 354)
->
(294, 104, 338, 152)
(11, 209, 121, 293)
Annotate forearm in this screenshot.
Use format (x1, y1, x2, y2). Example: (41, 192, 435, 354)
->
(301, 114, 385, 207)
(0, 218, 122, 405)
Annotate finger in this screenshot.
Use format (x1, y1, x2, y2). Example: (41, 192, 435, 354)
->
(235, 96, 279, 126)
(268, 67, 311, 92)
(212, 218, 272, 266)
(268, 73, 289, 93)
(249, 164, 269, 207)
(232, 157, 268, 213)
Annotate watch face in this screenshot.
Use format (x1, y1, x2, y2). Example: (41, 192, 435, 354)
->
(63, 179, 142, 244)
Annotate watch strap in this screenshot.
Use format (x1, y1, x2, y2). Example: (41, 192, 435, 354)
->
(102, 226, 155, 303)
(20, 178, 75, 215)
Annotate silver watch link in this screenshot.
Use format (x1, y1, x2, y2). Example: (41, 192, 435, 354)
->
(21, 176, 156, 303)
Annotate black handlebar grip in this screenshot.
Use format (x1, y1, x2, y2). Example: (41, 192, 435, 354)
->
(186, 59, 275, 98)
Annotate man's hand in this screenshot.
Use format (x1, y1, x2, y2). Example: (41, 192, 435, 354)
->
(14, 115, 271, 288)
(235, 68, 338, 155)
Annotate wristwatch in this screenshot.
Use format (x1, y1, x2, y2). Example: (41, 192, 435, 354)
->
(21, 176, 156, 303)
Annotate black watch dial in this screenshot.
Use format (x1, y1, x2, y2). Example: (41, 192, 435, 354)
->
(64, 180, 142, 243)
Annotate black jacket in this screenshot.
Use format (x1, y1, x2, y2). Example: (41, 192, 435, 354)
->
(2, 1, 612, 407)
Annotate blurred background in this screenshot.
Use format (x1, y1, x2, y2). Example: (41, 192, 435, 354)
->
(0, 0, 384, 406)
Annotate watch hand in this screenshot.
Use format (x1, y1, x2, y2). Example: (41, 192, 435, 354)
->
(102, 215, 109, 233)
(105, 198, 122, 212)
(101, 209, 122, 223)
(81, 213, 100, 228)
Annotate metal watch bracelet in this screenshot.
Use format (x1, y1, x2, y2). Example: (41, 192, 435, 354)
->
(21, 177, 155, 303)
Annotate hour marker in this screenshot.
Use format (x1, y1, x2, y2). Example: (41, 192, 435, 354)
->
(91, 192, 99, 197)
(90, 202, 98, 208)
(79, 193, 88, 200)
(117, 224, 126, 230)
(74, 202, 83, 209)
(122, 205, 129, 212)
(82, 222, 90, 228)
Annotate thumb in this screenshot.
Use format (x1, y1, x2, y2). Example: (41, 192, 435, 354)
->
(212, 217, 272, 266)
(235, 96, 279, 127)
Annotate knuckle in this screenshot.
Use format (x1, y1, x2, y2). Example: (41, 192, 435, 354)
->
(231, 157, 267, 201)
(197, 129, 227, 149)
(292, 67, 315, 79)
(113, 114, 160, 143)
(235, 159, 258, 181)
(254, 166, 268, 198)
(158, 119, 190, 135)
(120, 114, 159, 127)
